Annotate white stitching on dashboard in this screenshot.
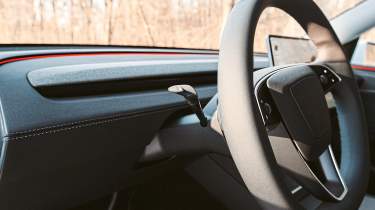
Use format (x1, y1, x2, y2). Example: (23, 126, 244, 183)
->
(10, 104, 187, 136)
(6, 105, 184, 141)
(9, 113, 133, 135)
(8, 116, 124, 141)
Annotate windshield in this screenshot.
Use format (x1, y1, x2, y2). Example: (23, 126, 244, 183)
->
(0, 0, 365, 51)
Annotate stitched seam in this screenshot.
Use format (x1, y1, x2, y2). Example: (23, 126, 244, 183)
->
(8, 104, 187, 136)
(8, 115, 134, 141)
(6, 105, 185, 141)
(8, 112, 137, 135)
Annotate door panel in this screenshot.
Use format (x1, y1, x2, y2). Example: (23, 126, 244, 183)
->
(354, 67, 375, 194)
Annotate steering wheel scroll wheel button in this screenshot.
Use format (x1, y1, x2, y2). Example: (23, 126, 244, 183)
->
(267, 65, 332, 161)
(313, 66, 341, 92)
(257, 83, 280, 126)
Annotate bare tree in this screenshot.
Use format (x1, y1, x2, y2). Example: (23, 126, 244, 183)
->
(0, 0, 371, 52)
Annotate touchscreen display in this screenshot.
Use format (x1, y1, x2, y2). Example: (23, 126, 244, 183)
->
(267, 35, 317, 66)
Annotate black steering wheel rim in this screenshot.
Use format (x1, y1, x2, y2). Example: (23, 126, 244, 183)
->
(218, 0, 370, 209)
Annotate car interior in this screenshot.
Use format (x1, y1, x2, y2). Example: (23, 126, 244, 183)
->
(1, 0, 375, 209)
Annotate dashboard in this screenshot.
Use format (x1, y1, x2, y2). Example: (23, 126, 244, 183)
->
(0, 46, 272, 210)
(0, 42, 346, 209)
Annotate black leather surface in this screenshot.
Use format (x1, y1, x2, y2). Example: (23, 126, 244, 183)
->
(0, 54, 220, 210)
(0, 109, 172, 210)
(0, 55, 217, 135)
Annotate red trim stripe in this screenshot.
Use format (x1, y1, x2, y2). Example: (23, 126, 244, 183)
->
(351, 65, 375, 72)
(0, 52, 202, 65)
(6, 53, 372, 73)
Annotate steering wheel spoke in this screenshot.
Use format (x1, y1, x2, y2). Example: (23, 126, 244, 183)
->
(309, 146, 347, 200)
(268, 122, 347, 201)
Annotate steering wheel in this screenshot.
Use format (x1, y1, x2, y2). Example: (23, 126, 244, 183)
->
(218, 0, 370, 209)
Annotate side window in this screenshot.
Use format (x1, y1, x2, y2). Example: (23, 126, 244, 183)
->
(352, 28, 375, 67)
